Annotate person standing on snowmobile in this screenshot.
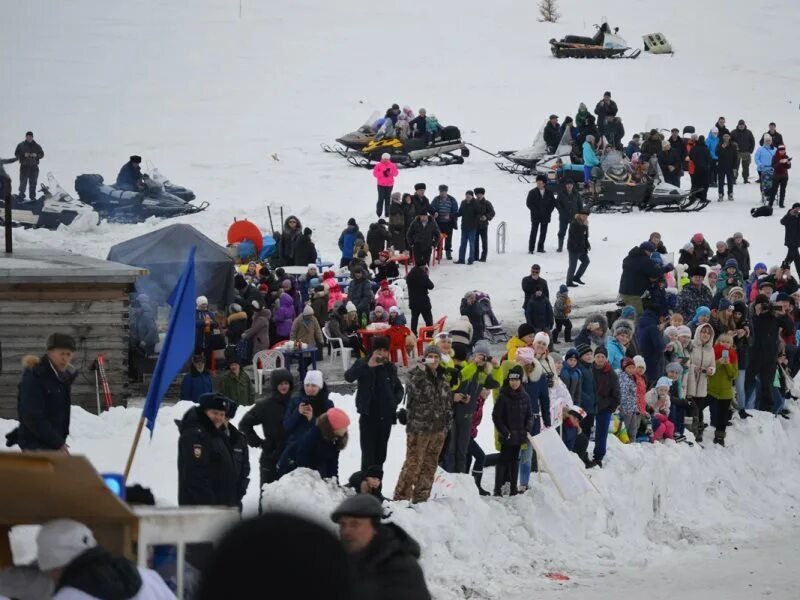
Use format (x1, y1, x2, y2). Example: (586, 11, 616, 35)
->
(116, 155, 143, 191)
(543, 114, 561, 154)
(431, 184, 459, 261)
(594, 92, 618, 137)
(372, 153, 398, 218)
(14, 131, 44, 200)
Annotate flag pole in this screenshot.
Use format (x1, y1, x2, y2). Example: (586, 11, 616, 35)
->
(124, 416, 147, 482)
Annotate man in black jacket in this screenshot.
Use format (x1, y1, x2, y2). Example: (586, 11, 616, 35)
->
(731, 119, 755, 183)
(667, 128, 686, 173)
(618, 242, 665, 315)
(759, 122, 784, 148)
(366, 220, 392, 260)
(745, 296, 786, 412)
(332, 495, 431, 600)
(239, 368, 293, 510)
(11, 333, 76, 452)
(345, 336, 403, 471)
(521, 263, 550, 310)
(526, 175, 556, 253)
(566, 210, 591, 287)
(594, 92, 618, 137)
(178, 393, 239, 507)
(604, 116, 625, 150)
(658, 141, 682, 186)
(473, 187, 495, 262)
(406, 212, 439, 266)
(406, 261, 435, 333)
(14, 131, 44, 200)
(716, 133, 739, 201)
(412, 183, 431, 215)
(222, 399, 250, 511)
(780, 204, 800, 276)
(556, 180, 583, 253)
(543, 114, 561, 154)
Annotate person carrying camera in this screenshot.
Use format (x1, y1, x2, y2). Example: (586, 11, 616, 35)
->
(394, 345, 453, 503)
(780, 203, 800, 276)
(372, 153, 398, 218)
(745, 295, 786, 412)
(345, 336, 404, 472)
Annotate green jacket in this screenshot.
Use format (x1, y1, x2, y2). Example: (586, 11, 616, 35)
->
(218, 370, 255, 406)
(706, 357, 737, 400)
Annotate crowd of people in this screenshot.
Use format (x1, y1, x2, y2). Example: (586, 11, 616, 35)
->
(540, 92, 790, 206)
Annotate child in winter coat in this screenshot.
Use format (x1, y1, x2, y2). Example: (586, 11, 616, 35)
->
(632, 356, 648, 422)
(592, 346, 621, 467)
(706, 333, 738, 446)
(492, 366, 534, 496)
(322, 271, 346, 311)
(686, 323, 716, 436)
(560, 348, 583, 405)
(665, 362, 688, 437)
(617, 357, 639, 443)
(646, 377, 675, 441)
(562, 406, 593, 467)
(716, 259, 745, 295)
(469, 377, 500, 495)
(552, 285, 573, 343)
(374, 280, 398, 310)
(607, 318, 634, 370)
(746, 262, 768, 300)
(273, 291, 297, 342)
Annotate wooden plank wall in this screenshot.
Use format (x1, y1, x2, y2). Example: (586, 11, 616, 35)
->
(0, 284, 133, 419)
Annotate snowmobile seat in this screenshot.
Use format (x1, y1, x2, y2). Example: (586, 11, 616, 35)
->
(562, 34, 597, 46)
(439, 126, 462, 142)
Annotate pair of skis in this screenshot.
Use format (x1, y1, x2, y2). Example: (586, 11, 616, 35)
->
(95, 355, 113, 412)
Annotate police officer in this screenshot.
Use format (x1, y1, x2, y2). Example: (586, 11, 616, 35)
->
(177, 392, 239, 507)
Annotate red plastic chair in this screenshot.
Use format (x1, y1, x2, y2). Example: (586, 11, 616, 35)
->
(415, 316, 447, 355)
(387, 325, 411, 366)
(432, 233, 447, 267)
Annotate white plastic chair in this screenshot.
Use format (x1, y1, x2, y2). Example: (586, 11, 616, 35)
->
(250, 349, 285, 394)
(323, 323, 353, 370)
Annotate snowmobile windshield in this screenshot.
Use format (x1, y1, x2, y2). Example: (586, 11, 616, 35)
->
(359, 111, 380, 133)
(600, 149, 627, 171)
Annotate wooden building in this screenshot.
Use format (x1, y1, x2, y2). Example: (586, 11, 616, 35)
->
(0, 249, 146, 418)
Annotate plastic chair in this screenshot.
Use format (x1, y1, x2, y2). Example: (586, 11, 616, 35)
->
(416, 324, 436, 355)
(323, 323, 353, 370)
(432, 233, 447, 267)
(250, 349, 285, 394)
(387, 326, 411, 366)
(434, 316, 447, 334)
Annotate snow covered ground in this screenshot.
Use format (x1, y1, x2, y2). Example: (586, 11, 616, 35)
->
(5, 0, 800, 597)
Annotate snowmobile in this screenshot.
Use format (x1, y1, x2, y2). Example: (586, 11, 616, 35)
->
(346, 125, 468, 168)
(321, 111, 379, 156)
(0, 173, 95, 229)
(498, 123, 578, 179)
(74, 172, 208, 224)
(145, 161, 196, 202)
(550, 21, 641, 59)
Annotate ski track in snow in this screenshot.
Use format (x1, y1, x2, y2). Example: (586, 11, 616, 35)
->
(5, 0, 800, 597)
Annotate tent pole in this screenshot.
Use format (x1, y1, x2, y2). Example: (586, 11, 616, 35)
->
(123, 416, 146, 483)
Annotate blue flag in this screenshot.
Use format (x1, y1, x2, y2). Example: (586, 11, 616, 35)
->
(142, 246, 197, 434)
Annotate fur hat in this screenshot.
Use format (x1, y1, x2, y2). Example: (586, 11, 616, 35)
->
(199, 393, 230, 412)
(423, 344, 440, 358)
(473, 187, 485, 195)
(688, 265, 707, 278)
(612, 319, 634, 338)
(414, 183, 426, 191)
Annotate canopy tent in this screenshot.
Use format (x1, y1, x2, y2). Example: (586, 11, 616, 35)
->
(107, 224, 235, 307)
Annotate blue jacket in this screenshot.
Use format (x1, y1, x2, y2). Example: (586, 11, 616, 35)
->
(295, 423, 341, 479)
(755, 145, 777, 173)
(582, 142, 600, 167)
(624, 141, 640, 159)
(577, 359, 597, 414)
(606, 338, 627, 371)
(706, 133, 719, 160)
(277, 388, 335, 476)
(16, 356, 73, 450)
(560, 362, 583, 404)
(180, 369, 214, 403)
(635, 309, 665, 382)
(338, 225, 364, 260)
(116, 161, 142, 190)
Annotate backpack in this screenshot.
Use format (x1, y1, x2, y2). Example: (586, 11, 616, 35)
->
(750, 205, 773, 218)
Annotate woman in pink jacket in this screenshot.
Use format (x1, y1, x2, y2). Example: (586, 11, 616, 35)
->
(373, 153, 398, 218)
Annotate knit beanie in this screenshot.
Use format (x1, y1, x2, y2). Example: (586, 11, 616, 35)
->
(656, 376, 672, 389)
(534, 331, 551, 346)
(515, 346, 536, 365)
(304, 370, 324, 388)
(633, 355, 646, 368)
(326, 407, 350, 430)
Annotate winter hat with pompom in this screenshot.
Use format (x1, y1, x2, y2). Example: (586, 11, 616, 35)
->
(515, 346, 536, 365)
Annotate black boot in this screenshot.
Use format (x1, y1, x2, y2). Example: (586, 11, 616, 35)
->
(493, 462, 508, 497)
(508, 458, 521, 495)
(579, 452, 593, 468)
(713, 430, 726, 447)
(557, 236, 564, 253)
(472, 470, 491, 496)
(738, 409, 752, 419)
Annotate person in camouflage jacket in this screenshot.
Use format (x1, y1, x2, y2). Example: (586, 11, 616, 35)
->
(394, 345, 453, 503)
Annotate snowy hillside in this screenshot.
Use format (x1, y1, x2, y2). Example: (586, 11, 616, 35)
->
(5, 0, 800, 598)
(6, 0, 800, 323)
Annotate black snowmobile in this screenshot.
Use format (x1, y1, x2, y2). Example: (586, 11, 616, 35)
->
(74, 172, 208, 224)
(550, 21, 641, 59)
(0, 173, 95, 229)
